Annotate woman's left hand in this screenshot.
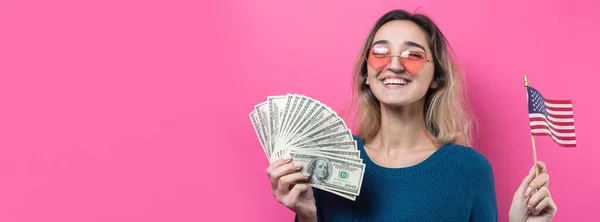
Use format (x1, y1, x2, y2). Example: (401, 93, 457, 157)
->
(509, 161, 557, 222)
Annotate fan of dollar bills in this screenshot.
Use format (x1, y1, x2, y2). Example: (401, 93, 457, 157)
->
(249, 94, 365, 201)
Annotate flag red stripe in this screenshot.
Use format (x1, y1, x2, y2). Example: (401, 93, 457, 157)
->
(531, 133, 577, 147)
(544, 99, 572, 104)
(529, 117, 575, 126)
(545, 107, 573, 112)
(531, 132, 576, 141)
(530, 125, 575, 134)
(547, 113, 573, 118)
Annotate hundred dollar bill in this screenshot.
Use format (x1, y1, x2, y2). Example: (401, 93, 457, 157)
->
(277, 95, 296, 141)
(290, 151, 365, 196)
(281, 97, 319, 144)
(302, 99, 339, 129)
(290, 131, 354, 149)
(249, 110, 268, 159)
(268, 95, 288, 158)
(282, 140, 360, 158)
(312, 184, 356, 201)
(279, 94, 303, 146)
(288, 119, 349, 147)
(277, 94, 294, 145)
(292, 148, 359, 158)
(284, 103, 336, 146)
(309, 150, 360, 159)
(281, 95, 310, 144)
(294, 149, 362, 163)
(300, 112, 338, 137)
(296, 141, 358, 151)
(254, 102, 272, 159)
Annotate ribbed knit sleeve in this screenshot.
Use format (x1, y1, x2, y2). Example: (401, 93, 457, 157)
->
(465, 149, 499, 222)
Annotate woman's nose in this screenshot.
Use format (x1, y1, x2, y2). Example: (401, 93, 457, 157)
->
(387, 56, 405, 73)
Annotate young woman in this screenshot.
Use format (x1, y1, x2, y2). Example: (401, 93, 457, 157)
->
(266, 9, 557, 221)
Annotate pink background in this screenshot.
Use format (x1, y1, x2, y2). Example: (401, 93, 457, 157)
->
(1, 0, 598, 221)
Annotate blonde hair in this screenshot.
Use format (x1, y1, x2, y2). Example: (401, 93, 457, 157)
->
(349, 9, 476, 147)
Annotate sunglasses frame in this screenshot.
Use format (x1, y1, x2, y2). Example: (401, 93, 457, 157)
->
(364, 47, 434, 74)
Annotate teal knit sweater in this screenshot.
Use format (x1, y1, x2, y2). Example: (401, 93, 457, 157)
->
(296, 136, 498, 221)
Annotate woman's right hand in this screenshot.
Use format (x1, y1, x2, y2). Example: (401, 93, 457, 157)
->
(266, 156, 317, 222)
(509, 161, 557, 222)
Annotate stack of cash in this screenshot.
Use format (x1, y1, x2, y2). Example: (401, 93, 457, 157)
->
(249, 94, 365, 201)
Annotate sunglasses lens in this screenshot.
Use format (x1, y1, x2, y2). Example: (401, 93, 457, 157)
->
(368, 55, 390, 70)
(367, 48, 429, 73)
(367, 47, 391, 70)
(401, 51, 427, 73)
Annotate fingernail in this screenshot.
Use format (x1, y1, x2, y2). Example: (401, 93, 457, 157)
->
(530, 166, 535, 173)
(294, 163, 303, 169)
(525, 187, 532, 197)
(303, 173, 311, 177)
(282, 155, 292, 162)
(526, 205, 532, 214)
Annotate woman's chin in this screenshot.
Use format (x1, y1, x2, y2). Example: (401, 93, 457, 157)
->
(373, 90, 427, 107)
(379, 100, 412, 108)
(378, 96, 424, 108)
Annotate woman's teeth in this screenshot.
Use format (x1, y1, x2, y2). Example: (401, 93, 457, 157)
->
(382, 78, 408, 85)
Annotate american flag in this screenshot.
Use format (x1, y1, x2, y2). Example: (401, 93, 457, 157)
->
(527, 86, 576, 147)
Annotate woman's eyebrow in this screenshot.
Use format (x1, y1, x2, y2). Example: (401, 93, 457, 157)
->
(404, 41, 426, 51)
